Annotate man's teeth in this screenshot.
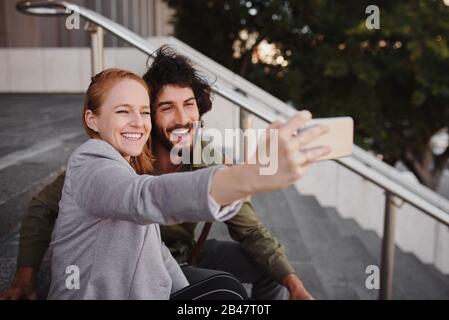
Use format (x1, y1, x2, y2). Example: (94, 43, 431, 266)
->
(121, 133, 143, 140)
(171, 128, 189, 136)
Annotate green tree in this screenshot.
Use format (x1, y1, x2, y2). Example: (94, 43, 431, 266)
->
(166, 0, 449, 190)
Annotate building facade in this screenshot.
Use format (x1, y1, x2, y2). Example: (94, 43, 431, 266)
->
(0, 0, 173, 47)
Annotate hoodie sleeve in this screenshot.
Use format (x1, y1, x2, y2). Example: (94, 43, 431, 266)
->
(67, 139, 242, 225)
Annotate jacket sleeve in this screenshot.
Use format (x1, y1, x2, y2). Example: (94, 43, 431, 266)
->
(17, 172, 65, 270)
(68, 140, 241, 225)
(225, 201, 296, 284)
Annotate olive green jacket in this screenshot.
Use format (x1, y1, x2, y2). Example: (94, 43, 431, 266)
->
(18, 167, 296, 284)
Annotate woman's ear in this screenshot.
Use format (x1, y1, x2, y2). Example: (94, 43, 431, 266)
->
(85, 110, 99, 133)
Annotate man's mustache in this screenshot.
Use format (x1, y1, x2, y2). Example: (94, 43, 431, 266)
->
(167, 121, 203, 133)
(168, 123, 192, 132)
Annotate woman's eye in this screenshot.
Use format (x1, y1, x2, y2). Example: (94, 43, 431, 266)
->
(141, 112, 151, 116)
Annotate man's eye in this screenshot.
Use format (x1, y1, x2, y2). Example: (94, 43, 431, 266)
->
(161, 107, 173, 113)
(116, 110, 128, 114)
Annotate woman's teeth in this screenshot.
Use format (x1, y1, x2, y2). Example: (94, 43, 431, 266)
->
(121, 133, 143, 140)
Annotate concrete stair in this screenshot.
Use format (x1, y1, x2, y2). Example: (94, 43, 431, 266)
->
(247, 188, 449, 299)
(207, 187, 449, 299)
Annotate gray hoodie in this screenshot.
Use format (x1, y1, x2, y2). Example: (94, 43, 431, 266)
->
(47, 139, 241, 300)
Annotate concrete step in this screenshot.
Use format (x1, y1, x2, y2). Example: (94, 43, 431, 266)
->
(282, 190, 371, 299)
(0, 134, 86, 239)
(322, 207, 407, 299)
(0, 94, 86, 239)
(253, 188, 362, 299)
(251, 189, 302, 229)
(251, 188, 339, 299)
(394, 252, 449, 299)
(283, 187, 330, 221)
(323, 207, 449, 299)
(0, 258, 16, 292)
(0, 94, 83, 156)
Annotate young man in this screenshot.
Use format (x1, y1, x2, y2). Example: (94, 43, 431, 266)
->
(0, 46, 313, 300)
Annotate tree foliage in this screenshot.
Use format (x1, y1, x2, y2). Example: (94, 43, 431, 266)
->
(166, 0, 449, 189)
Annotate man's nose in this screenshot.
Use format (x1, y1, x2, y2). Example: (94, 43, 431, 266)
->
(174, 106, 188, 126)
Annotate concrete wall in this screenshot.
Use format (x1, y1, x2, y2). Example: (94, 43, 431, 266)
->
(0, 46, 241, 125)
(0, 47, 150, 93)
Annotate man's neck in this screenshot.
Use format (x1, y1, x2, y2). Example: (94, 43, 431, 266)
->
(153, 140, 183, 174)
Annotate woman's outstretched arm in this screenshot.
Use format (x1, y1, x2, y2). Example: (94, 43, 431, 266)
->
(68, 140, 240, 226)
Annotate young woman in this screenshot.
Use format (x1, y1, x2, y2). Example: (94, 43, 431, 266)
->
(47, 69, 330, 300)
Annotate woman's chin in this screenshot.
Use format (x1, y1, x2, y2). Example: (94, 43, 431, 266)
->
(120, 149, 144, 160)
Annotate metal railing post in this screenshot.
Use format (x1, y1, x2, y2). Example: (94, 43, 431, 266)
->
(379, 191, 398, 300)
(86, 22, 105, 76)
(239, 108, 253, 163)
(239, 109, 253, 201)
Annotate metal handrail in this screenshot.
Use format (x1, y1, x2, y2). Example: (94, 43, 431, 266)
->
(16, 0, 283, 123)
(16, 0, 449, 300)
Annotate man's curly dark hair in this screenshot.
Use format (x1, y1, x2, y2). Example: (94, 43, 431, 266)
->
(143, 45, 213, 118)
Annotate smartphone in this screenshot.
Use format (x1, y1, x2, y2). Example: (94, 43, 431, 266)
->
(299, 116, 354, 161)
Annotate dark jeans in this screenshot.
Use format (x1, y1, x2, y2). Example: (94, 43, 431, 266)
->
(195, 240, 289, 300)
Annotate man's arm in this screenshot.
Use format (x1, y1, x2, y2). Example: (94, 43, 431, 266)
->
(225, 201, 313, 300)
(0, 172, 64, 300)
(17, 172, 64, 270)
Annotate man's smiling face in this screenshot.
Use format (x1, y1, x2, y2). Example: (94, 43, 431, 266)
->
(153, 84, 200, 151)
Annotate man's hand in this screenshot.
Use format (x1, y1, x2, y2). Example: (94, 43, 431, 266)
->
(0, 267, 38, 300)
(282, 273, 315, 300)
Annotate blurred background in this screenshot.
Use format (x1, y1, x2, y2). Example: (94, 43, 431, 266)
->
(1, 0, 449, 299)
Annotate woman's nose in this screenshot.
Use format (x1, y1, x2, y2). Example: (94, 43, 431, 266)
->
(130, 112, 144, 127)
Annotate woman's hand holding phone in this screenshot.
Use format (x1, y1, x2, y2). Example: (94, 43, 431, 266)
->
(243, 110, 331, 193)
(210, 110, 331, 205)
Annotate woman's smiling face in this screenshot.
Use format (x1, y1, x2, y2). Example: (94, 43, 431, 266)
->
(85, 79, 151, 161)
